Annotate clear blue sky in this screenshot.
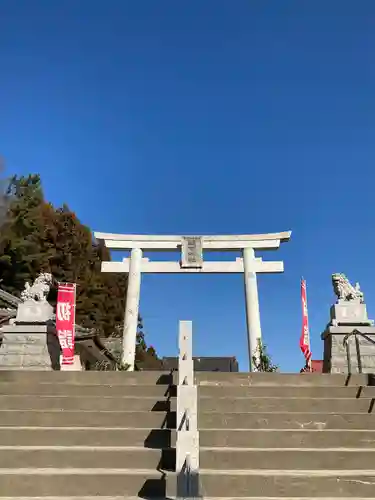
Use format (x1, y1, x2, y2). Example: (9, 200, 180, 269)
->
(1, 1, 374, 371)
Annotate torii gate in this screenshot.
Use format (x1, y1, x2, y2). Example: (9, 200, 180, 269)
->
(94, 231, 291, 371)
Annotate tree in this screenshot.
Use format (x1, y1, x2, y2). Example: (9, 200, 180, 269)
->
(252, 339, 278, 372)
(101, 314, 161, 370)
(0, 174, 49, 295)
(0, 157, 9, 228)
(40, 203, 128, 336)
(0, 172, 158, 358)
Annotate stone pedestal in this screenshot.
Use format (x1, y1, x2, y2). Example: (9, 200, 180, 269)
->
(330, 300, 373, 327)
(322, 326, 375, 374)
(15, 300, 53, 324)
(0, 324, 60, 370)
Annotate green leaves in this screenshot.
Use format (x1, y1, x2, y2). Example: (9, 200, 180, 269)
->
(252, 338, 278, 372)
(0, 172, 159, 360)
(0, 175, 47, 295)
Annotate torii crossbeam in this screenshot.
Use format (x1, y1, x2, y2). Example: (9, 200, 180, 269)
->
(94, 231, 291, 371)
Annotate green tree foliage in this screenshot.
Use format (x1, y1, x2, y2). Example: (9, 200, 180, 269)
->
(102, 317, 161, 370)
(0, 174, 156, 360)
(252, 339, 278, 372)
(134, 317, 162, 369)
(0, 175, 48, 295)
(0, 157, 9, 228)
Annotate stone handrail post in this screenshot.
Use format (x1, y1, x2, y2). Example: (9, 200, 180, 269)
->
(176, 320, 201, 499)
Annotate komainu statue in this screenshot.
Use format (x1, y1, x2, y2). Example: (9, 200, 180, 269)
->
(21, 273, 53, 302)
(332, 273, 364, 303)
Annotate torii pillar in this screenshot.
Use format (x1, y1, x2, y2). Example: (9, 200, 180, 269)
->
(94, 232, 291, 371)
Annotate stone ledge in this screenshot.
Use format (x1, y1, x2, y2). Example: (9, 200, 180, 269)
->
(322, 325, 375, 339)
(0, 345, 49, 354)
(0, 324, 52, 334)
(0, 354, 52, 367)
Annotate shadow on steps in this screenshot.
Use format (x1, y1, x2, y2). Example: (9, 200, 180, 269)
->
(139, 375, 176, 498)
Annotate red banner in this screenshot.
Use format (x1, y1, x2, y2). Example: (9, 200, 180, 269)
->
(56, 283, 76, 365)
(300, 279, 312, 367)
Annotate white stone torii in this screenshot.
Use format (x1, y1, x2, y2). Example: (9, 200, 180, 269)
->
(94, 231, 291, 371)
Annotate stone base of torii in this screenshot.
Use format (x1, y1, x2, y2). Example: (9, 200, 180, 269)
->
(94, 231, 291, 371)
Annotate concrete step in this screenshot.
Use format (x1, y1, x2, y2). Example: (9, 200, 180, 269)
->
(1, 469, 375, 498)
(5, 408, 372, 430)
(199, 411, 375, 429)
(0, 470, 174, 497)
(194, 470, 375, 497)
(0, 410, 175, 428)
(0, 498, 169, 500)
(200, 449, 375, 470)
(1, 371, 373, 387)
(0, 371, 174, 385)
(0, 498, 373, 500)
(199, 429, 375, 448)
(199, 396, 375, 413)
(0, 395, 175, 412)
(0, 383, 176, 398)
(196, 372, 374, 387)
(4, 428, 373, 450)
(0, 428, 176, 448)
(0, 448, 175, 471)
(199, 385, 375, 398)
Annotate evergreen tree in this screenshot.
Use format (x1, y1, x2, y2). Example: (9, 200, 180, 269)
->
(0, 173, 155, 357)
(0, 175, 49, 295)
(0, 158, 9, 228)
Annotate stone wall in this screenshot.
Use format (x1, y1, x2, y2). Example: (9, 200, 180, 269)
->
(0, 325, 60, 370)
(322, 327, 375, 374)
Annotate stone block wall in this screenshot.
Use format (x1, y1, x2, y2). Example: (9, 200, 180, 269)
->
(0, 327, 61, 370)
(323, 327, 375, 374)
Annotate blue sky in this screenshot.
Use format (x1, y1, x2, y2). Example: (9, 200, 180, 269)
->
(1, 1, 374, 371)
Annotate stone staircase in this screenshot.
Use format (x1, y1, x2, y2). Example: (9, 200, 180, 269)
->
(196, 371, 375, 499)
(0, 371, 375, 498)
(0, 370, 177, 498)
